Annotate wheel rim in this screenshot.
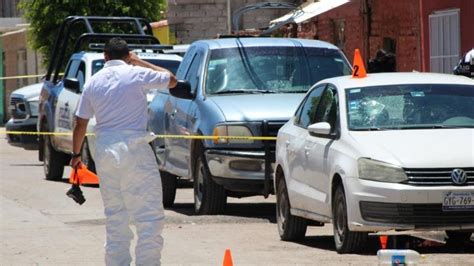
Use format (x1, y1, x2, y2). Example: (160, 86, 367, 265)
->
(43, 137, 50, 175)
(194, 162, 205, 211)
(335, 196, 346, 244)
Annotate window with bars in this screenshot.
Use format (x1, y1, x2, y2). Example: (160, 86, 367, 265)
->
(429, 9, 460, 74)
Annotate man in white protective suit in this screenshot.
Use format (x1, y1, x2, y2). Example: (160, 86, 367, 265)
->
(71, 37, 177, 265)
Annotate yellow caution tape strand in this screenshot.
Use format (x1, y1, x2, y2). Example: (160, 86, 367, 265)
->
(0, 73, 65, 80)
(0, 131, 277, 140)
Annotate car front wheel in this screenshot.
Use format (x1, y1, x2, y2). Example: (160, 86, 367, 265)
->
(332, 185, 368, 253)
(193, 153, 226, 215)
(276, 177, 307, 241)
(160, 170, 177, 208)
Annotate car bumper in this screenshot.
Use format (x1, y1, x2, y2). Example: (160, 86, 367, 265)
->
(205, 149, 274, 193)
(345, 177, 474, 232)
(5, 118, 39, 149)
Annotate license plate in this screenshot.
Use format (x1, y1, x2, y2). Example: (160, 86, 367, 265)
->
(442, 191, 474, 211)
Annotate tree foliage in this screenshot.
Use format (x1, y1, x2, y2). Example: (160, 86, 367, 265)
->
(19, 0, 167, 68)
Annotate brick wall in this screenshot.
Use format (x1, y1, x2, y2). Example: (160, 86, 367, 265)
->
(167, 0, 293, 44)
(296, 0, 421, 72)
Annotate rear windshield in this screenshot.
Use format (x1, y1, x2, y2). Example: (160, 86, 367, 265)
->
(205, 46, 351, 95)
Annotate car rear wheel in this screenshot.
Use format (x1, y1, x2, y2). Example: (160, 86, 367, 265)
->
(43, 135, 67, 181)
(193, 153, 226, 215)
(276, 177, 307, 241)
(160, 170, 177, 208)
(332, 185, 368, 253)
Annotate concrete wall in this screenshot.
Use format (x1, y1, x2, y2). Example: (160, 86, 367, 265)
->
(1, 28, 44, 122)
(167, 0, 294, 44)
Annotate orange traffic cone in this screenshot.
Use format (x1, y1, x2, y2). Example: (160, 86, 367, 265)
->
(379, 235, 388, 249)
(69, 163, 99, 185)
(352, 48, 367, 78)
(222, 248, 234, 266)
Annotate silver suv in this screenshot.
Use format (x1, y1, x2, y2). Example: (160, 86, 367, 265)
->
(148, 37, 351, 214)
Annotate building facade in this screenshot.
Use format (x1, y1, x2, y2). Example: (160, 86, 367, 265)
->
(292, 0, 473, 73)
(166, 0, 302, 44)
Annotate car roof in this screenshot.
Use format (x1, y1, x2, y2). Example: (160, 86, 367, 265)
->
(319, 72, 474, 90)
(72, 51, 183, 61)
(193, 37, 340, 50)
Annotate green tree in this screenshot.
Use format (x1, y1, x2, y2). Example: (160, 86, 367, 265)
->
(19, 0, 167, 68)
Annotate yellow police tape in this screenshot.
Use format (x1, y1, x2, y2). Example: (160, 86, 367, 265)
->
(0, 74, 44, 80)
(0, 131, 277, 141)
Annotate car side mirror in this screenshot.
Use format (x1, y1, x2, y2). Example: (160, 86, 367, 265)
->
(64, 77, 80, 93)
(170, 80, 194, 100)
(308, 122, 331, 136)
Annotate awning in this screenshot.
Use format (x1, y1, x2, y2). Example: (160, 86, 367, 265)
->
(270, 0, 350, 25)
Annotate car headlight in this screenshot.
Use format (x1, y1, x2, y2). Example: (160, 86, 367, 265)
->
(358, 158, 407, 183)
(213, 125, 254, 144)
(28, 100, 39, 117)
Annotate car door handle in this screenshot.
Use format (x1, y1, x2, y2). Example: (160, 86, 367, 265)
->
(285, 140, 291, 147)
(304, 146, 311, 156)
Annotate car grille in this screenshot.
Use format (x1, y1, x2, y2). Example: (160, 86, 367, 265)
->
(9, 96, 28, 119)
(261, 121, 285, 161)
(360, 201, 474, 227)
(403, 168, 474, 186)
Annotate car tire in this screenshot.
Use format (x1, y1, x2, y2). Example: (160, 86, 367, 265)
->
(332, 185, 368, 253)
(160, 170, 177, 208)
(43, 135, 67, 181)
(193, 153, 226, 215)
(81, 138, 96, 173)
(446, 231, 473, 245)
(276, 177, 307, 241)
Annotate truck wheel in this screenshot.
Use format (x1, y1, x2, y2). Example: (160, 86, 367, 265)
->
(43, 135, 66, 181)
(81, 138, 96, 173)
(160, 170, 177, 208)
(276, 177, 307, 241)
(332, 185, 368, 253)
(193, 154, 226, 215)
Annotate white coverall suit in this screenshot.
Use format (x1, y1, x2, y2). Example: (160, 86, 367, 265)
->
(76, 60, 169, 265)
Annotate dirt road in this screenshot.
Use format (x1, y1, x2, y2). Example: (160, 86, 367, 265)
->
(1, 133, 472, 265)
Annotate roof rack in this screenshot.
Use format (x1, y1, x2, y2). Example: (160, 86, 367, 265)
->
(88, 43, 173, 53)
(46, 16, 160, 83)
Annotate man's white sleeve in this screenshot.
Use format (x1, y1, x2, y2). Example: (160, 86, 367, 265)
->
(75, 87, 94, 119)
(137, 66, 171, 91)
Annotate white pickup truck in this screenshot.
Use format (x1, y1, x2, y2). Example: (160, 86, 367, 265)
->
(38, 16, 182, 181)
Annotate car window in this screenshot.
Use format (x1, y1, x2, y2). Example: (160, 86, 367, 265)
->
(295, 85, 326, 128)
(76, 61, 86, 91)
(65, 60, 80, 79)
(185, 52, 203, 93)
(312, 87, 338, 132)
(205, 46, 350, 95)
(176, 46, 197, 80)
(346, 84, 474, 130)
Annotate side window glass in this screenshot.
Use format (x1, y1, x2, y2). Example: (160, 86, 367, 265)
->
(65, 60, 79, 79)
(312, 87, 338, 131)
(176, 46, 196, 80)
(185, 52, 203, 93)
(76, 61, 86, 91)
(296, 85, 326, 128)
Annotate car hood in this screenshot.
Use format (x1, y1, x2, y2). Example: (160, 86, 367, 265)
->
(348, 129, 474, 168)
(208, 94, 305, 121)
(11, 83, 43, 101)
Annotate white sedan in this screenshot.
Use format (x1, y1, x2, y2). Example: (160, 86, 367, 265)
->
(274, 72, 474, 253)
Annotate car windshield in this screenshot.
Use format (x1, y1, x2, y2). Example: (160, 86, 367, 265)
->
(205, 46, 351, 95)
(92, 59, 181, 75)
(346, 84, 474, 130)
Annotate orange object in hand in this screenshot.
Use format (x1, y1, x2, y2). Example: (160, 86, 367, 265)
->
(69, 163, 99, 185)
